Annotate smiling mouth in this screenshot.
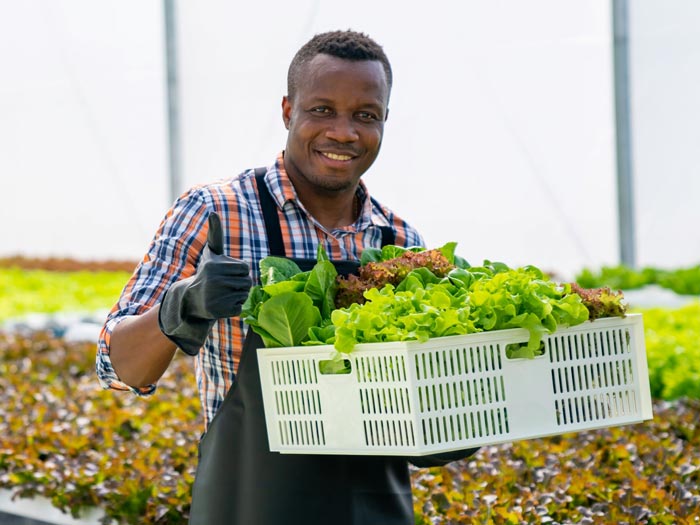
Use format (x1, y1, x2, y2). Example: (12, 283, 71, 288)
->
(321, 151, 354, 161)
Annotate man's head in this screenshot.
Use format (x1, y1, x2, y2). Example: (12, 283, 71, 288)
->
(282, 30, 392, 200)
(287, 30, 393, 103)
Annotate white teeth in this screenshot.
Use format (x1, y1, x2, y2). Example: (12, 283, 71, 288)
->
(323, 152, 352, 161)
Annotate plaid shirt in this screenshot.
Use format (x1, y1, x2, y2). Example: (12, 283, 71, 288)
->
(97, 153, 424, 429)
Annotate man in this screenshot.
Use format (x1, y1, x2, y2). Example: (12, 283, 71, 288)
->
(97, 30, 474, 525)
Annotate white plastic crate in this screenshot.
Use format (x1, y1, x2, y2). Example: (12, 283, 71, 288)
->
(256, 313, 653, 455)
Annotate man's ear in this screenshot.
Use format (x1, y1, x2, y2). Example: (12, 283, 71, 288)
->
(282, 96, 292, 129)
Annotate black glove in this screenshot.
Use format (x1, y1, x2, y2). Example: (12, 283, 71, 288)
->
(158, 212, 253, 355)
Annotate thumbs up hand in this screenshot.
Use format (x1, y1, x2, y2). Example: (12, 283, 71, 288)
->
(158, 212, 253, 356)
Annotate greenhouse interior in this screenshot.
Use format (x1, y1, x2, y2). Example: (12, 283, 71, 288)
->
(1, 1, 699, 524)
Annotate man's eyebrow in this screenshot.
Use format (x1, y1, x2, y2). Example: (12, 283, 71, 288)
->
(306, 97, 334, 105)
(306, 96, 385, 109)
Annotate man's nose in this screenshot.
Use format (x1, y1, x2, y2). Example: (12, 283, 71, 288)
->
(325, 115, 359, 142)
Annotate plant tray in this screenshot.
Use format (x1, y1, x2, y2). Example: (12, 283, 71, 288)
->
(256, 313, 653, 455)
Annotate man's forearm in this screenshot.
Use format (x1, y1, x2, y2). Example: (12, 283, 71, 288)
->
(109, 305, 179, 388)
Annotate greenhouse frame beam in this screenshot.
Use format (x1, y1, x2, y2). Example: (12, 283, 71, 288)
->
(612, 0, 637, 268)
(164, 0, 182, 205)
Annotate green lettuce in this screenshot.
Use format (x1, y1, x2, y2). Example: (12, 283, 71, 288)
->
(330, 263, 590, 356)
(242, 246, 337, 347)
(255, 292, 321, 348)
(243, 244, 591, 358)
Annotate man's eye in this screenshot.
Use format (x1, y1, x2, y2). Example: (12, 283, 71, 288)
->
(357, 112, 379, 121)
(310, 107, 331, 114)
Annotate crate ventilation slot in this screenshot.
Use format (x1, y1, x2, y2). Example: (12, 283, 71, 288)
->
(270, 358, 326, 447)
(549, 327, 640, 426)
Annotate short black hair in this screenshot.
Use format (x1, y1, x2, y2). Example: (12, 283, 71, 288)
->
(287, 30, 393, 100)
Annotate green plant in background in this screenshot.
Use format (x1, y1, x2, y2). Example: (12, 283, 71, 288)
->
(0, 267, 699, 522)
(637, 302, 700, 399)
(1, 331, 699, 524)
(656, 266, 700, 295)
(0, 332, 199, 524)
(244, 245, 593, 358)
(575, 265, 658, 290)
(2, 268, 699, 401)
(0, 268, 131, 321)
(412, 399, 700, 524)
(576, 263, 700, 295)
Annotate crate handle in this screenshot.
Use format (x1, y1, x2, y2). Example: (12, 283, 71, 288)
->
(504, 340, 547, 360)
(318, 358, 352, 375)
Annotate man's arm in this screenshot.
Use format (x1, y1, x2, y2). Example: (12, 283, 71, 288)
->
(101, 211, 252, 390)
(109, 305, 177, 388)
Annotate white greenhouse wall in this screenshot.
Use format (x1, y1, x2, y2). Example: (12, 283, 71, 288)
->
(0, 1, 169, 261)
(175, 1, 618, 279)
(0, 1, 698, 279)
(630, 0, 700, 270)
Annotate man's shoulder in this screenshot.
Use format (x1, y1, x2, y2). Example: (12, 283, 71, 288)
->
(367, 195, 425, 247)
(367, 194, 402, 223)
(184, 168, 261, 205)
(198, 167, 256, 190)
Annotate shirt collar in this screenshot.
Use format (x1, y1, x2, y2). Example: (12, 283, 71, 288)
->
(270, 152, 299, 208)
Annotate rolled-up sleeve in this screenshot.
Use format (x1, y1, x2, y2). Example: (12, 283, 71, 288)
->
(96, 188, 211, 394)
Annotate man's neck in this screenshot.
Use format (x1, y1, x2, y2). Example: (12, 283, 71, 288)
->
(295, 186, 359, 231)
(279, 152, 362, 230)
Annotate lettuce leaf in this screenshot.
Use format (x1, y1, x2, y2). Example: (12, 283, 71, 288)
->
(244, 244, 592, 360)
(303, 247, 338, 319)
(260, 257, 301, 286)
(330, 262, 590, 356)
(256, 292, 321, 348)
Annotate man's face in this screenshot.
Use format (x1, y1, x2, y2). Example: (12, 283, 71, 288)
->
(282, 54, 389, 195)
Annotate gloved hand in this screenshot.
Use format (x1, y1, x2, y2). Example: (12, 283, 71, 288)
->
(158, 212, 252, 356)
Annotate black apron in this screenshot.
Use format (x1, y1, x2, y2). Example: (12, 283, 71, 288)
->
(188, 170, 413, 525)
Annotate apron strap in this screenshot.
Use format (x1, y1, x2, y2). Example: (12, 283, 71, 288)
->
(254, 168, 396, 257)
(255, 167, 286, 257)
(381, 226, 395, 246)
(370, 197, 396, 247)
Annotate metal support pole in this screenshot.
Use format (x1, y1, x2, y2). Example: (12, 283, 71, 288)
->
(612, 0, 636, 268)
(163, 0, 182, 204)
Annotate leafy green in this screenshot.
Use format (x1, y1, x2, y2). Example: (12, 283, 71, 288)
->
(359, 247, 383, 265)
(240, 285, 269, 321)
(245, 246, 596, 356)
(256, 292, 321, 347)
(412, 398, 700, 524)
(331, 283, 474, 353)
(657, 266, 700, 295)
(0, 331, 201, 524)
(359, 244, 425, 265)
(576, 265, 650, 290)
(380, 245, 411, 261)
(568, 283, 627, 320)
(331, 263, 590, 356)
(0, 268, 131, 320)
(1, 261, 699, 523)
(436, 241, 457, 263)
(453, 254, 471, 269)
(259, 257, 301, 286)
(3, 329, 698, 523)
(306, 323, 337, 345)
(336, 243, 457, 308)
(318, 357, 352, 375)
(260, 280, 305, 296)
(243, 246, 336, 347)
(576, 263, 700, 295)
(638, 301, 700, 399)
(303, 259, 338, 319)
